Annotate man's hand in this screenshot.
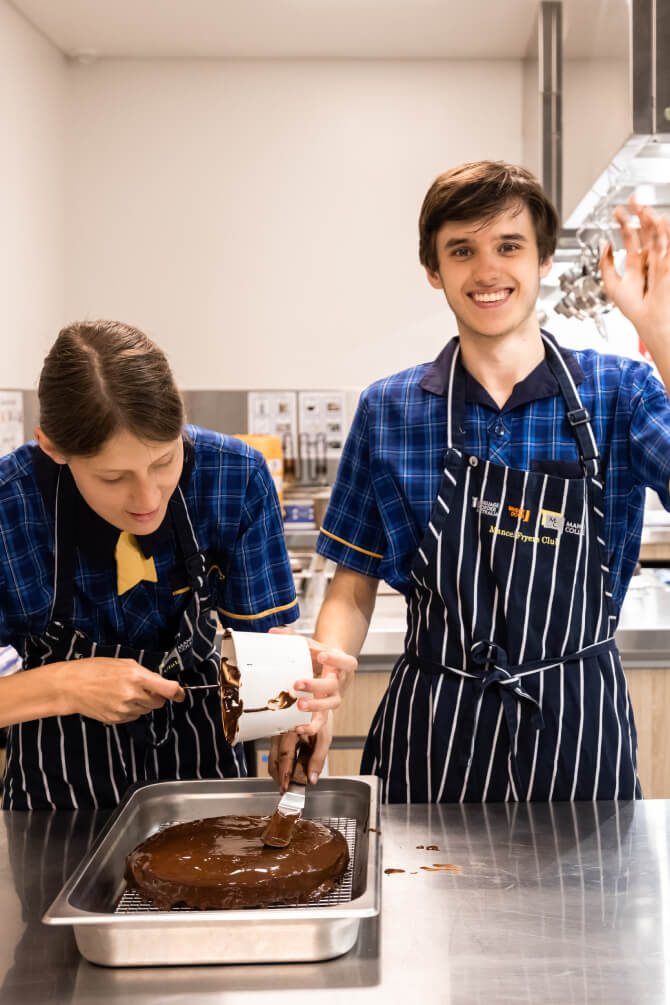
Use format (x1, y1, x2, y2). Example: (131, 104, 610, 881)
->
(266, 625, 357, 790)
(600, 196, 670, 351)
(269, 626, 357, 736)
(268, 713, 334, 792)
(59, 658, 185, 723)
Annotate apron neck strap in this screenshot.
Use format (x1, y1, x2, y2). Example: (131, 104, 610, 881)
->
(541, 333, 601, 473)
(49, 466, 77, 623)
(444, 335, 600, 475)
(167, 486, 207, 589)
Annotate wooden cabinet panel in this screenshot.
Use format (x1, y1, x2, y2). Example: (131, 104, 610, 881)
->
(625, 668, 670, 799)
(324, 749, 365, 776)
(332, 672, 390, 737)
(638, 542, 670, 563)
(254, 745, 363, 778)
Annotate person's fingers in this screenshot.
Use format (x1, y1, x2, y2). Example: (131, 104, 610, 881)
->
(276, 729, 299, 793)
(294, 671, 341, 718)
(613, 205, 642, 263)
(599, 241, 620, 299)
(267, 735, 281, 784)
(134, 667, 185, 701)
(307, 731, 331, 785)
(316, 649, 357, 683)
(651, 213, 669, 259)
(296, 709, 329, 736)
(629, 199, 663, 257)
(294, 675, 340, 697)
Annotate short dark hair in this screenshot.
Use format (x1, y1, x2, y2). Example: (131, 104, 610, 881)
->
(418, 161, 559, 273)
(38, 320, 185, 456)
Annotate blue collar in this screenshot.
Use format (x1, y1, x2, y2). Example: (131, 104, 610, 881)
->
(419, 330, 585, 415)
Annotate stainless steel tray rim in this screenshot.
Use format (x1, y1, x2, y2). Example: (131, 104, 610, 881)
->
(41, 775, 382, 965)
(45, 901, 380, 925)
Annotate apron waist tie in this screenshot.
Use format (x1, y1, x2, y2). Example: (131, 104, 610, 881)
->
(406, 635, 617, 788)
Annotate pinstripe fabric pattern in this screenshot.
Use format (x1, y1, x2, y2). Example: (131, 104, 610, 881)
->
(0, 646, 20, 675)
(361, 336, 641, 803)
(317, 332, 670, 612)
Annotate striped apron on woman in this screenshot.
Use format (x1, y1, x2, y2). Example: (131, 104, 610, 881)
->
(361, 334, 641, 803)
(3, 468, 244, 810)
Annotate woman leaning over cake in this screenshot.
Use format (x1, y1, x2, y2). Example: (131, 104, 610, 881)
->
(0, 319, 352, 810)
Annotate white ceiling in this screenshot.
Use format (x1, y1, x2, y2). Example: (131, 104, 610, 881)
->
(9, 0, 630, 61)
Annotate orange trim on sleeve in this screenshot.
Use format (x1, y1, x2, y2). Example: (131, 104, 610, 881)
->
(172, 586, 191, 596)
(320, 527, 384, 560)
(217, 597, 299, 621)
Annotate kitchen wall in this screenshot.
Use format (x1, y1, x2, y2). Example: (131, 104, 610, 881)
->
(3, 5, 633, 399)
(61, 58, 522, 391)
(0, 0, 66, 388)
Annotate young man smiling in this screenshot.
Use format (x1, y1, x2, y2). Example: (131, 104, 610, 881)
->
(271, 159, 670, 804)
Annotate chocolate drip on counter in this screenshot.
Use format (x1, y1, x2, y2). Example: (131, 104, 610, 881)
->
(125, 815, 349, 910)
(420, 863, 461, 873)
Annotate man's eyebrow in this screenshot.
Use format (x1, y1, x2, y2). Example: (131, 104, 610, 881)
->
(443, 232, 528, 248)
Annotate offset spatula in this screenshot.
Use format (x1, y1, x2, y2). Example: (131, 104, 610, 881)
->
(261, 740, 313, 848)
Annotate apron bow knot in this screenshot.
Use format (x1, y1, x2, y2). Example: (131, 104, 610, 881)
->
(469, 639, 545, 732)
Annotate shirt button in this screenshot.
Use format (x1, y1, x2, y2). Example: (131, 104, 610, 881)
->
(468, 456, 479, 468)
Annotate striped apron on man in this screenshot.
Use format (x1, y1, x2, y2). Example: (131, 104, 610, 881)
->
(3, 469, 244, 810)
(361, 334, 641, 803)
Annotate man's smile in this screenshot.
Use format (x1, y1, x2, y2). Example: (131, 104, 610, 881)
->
(467, 287, 514, 307)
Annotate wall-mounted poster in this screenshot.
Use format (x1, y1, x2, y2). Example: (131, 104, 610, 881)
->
(0, 391, 24, 457)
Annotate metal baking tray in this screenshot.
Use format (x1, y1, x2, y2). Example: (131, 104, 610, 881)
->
(43, 776, 381, 966)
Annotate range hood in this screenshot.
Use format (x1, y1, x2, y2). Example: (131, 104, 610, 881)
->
(562, 0, 670, 236)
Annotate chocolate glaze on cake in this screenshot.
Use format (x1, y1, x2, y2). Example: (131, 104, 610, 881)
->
(124, 815, 350, 910)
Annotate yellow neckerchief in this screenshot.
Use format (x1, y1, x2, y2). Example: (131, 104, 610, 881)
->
(115, 531, 158, 595)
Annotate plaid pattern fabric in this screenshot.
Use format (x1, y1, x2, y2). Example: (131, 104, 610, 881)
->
(317, 334, 670, 614)
(0, 426, 298, 652)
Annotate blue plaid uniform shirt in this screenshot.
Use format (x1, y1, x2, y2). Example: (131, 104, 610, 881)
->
(317, 332, 670, 614)
(0, 425, 298, 654)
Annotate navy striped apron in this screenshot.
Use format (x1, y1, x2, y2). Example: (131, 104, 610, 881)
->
(361, 334, 641, 803)
(3, 469, 245, 810)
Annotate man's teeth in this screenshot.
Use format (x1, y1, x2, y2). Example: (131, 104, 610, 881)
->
(472, 290, 510, 302)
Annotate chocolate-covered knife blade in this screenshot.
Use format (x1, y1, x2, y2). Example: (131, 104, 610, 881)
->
(262, 740, 313, 849)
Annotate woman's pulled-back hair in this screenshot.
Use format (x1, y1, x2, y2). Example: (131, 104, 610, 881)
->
(418, 161, 559, 274)
(38, 320, 185, 456)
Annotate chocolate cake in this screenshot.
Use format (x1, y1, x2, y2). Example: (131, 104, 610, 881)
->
(124, 814, 350, 910)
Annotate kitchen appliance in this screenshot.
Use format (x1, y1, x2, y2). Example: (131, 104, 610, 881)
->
(42, 776, 381, 966)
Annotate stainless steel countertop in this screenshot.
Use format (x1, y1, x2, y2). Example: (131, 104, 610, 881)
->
(2, 798, 670, 1004)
